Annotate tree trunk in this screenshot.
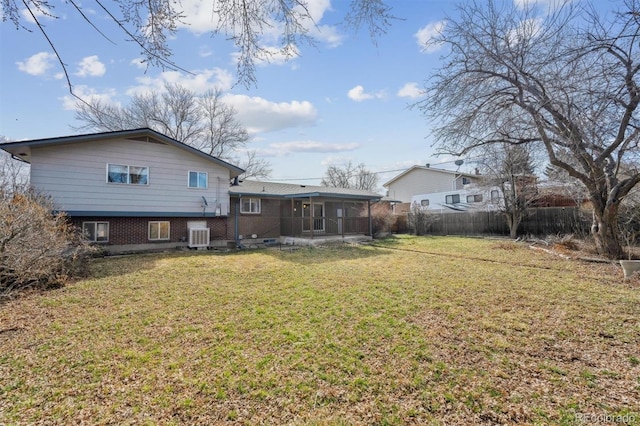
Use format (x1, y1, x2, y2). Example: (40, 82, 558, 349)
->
(592, 204, 624, 259)
(505, 212, 521, 239)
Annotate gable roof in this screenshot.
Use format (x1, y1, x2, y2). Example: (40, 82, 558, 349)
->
(0, 128, 245, 178)
(382, 165, 479, 188)
(230, 180, 382, 201)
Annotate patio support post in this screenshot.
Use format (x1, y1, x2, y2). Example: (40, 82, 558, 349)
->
(309, 196, 314, 239)
(235, 197, 240, 247)
(290, 198, 294, 237)
(342, 200, 345, 238)
(368, 200, 372, 237)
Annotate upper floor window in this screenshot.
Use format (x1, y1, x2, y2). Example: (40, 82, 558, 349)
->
(107, 164, 148, 185)
(462, 177, 471, 185)
(446, 194, 461, 204)
(241, 198, 261, 214)
(188, 171, 208, 189)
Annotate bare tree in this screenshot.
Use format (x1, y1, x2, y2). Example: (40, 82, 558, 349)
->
(3, 0, 394, 89)
(0, 137, 29, 193)
(321, 161, 379, 191)
(419, 0, 640, 259)
(479, 144, 540, 239)
(74, 82, 266, 179)
(234, 150, 273, 180)
(198, 89, 250, 158)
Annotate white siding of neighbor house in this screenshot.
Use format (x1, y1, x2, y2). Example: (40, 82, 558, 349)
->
(29, 137, 232, 215)
(386, 168, 480, 203)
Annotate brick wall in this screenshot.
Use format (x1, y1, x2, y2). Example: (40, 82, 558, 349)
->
(228, 198, 281, 239)
(70, 216, 231, 246)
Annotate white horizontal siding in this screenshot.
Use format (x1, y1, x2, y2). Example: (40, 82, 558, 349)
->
(30, 138, 232, 215)
(386, 169, 479, 203)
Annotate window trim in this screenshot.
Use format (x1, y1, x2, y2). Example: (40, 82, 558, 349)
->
(446, 194, 461, 204)
(188, 171, 208, 189)
(107, 163, 149, 185)
(82, 221, 109, 243)
(148, 221, 170, 241)
(240, 197, 261, 214)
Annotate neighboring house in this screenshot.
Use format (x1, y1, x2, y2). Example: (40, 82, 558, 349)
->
(0, 128, 243, 253)
(0, 128, 381, 252)
(383, 165, 482, 212)
(229, 180, 382, 246)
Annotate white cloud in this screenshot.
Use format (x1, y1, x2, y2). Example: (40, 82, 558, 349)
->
(347, 85, 385, 102)
(255, 44, 301, 66)
(61, 85, 119, 111)
(397, 82, 423, 99)
(224, 94, 318, 134)
(127, 68, 235, 96)
(75, 55, 106, 77)
(513, 0, 567, 11)
(506, 18, 542, 46)
(270, 140, 359, 154)
(415, 20, 446, 53)
(16, 52, 57, 76)
(20, 4, 57, 24)
(175, 0, 221, 33)
(130, 58, 147, 70)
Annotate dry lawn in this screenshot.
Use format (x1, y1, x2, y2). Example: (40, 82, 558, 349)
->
(1, 235, 639, 425)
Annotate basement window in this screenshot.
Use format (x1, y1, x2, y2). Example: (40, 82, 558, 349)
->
(149, 221, 170, 241)
(83, 222, 109, 242)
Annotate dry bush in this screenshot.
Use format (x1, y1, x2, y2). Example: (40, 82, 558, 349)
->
(0, 189, 95, 299)
(366, 202, 395, 237)
(407, 202, 440, 236)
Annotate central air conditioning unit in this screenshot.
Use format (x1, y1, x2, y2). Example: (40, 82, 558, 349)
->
(188, 228, 210, 249)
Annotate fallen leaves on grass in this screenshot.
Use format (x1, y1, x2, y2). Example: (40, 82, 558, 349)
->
(1, 236, 638, 425)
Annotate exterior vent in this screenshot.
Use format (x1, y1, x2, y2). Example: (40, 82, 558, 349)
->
(189, 228, 210, 249)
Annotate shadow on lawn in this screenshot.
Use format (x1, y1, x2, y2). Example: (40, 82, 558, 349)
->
(263, 242, 394, 265)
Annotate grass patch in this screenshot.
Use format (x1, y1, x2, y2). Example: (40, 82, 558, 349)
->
(1, 235, 639, 424)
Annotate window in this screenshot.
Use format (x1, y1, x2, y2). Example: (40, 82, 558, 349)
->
(240, 198, 261, 214)
(491, 190, 500, 203)
(83, 222, 109, 242)
(467, 194, 483, 203)
(420, 199, 430, 207)
(107, 164, 148, 185)
(446, 194, 461, 204)
(149, 221, 170, 240)
(188, 171, 208, 189)
(462, 177, 471, 185)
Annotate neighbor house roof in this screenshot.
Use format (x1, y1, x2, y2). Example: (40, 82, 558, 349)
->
(382, 165, 478, 188)
(229, 180, 383, 201)
(0, 128, 245, 178)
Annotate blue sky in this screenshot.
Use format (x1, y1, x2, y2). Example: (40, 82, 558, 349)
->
(0, 0, 574, 188)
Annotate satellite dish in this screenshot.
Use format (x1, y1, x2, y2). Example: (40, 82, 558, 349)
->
(454, 159, 464, 166)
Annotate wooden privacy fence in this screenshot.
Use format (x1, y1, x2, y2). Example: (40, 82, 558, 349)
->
(399, 207, 591, 237)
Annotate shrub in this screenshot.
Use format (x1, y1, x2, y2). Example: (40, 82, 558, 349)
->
(0, 189, 95, 299)
(407, 202, 440, 236)
(367, 202, 395, 237)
